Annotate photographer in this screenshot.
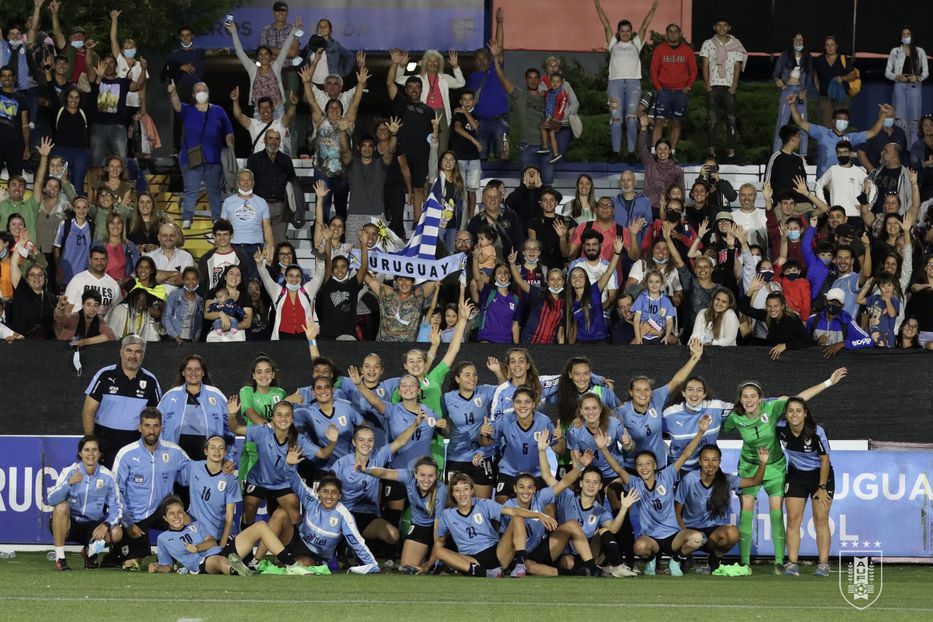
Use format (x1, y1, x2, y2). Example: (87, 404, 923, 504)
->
(696, 156, 737, 208)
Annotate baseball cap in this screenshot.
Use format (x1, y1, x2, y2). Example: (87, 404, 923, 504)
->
(273, 1, 289, 11)
(826, 288, 846, 303)
(715, 211, 733, 223)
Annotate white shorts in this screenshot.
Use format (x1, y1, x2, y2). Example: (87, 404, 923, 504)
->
(458, 159, 482, 192)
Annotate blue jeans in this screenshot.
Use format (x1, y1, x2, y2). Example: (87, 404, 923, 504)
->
(519, 127, 572, 185)
(608, 78, 641, 153)
(52, 147, 91, 197)
(893, 81, 922, 149)
(181, 162, 223, 221)
(475, 115, 509, 160)
(773, 85, 809, 156)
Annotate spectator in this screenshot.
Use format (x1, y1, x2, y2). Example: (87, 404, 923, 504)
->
(86, 55, 148, 176)
(895, 316, 921, 349)
(465, 10, 506, 160)
(857, 107, 907, 173)
(221, 169, 274, 258)
(467, 183, 525, 260)
(537, 56, 580, 162)
(509, 260, 566, 345)
(394, 49, 464, 154)
(567, 237, 624, 344)
(53, 197, 94, 287)
(207, 286, 246, 338)
(472, 262, 521, 344)
(632, 269, 677, 345)
(504, 165, 544, 225)
(690, 288, 739, 346)
(109, 12, 147, 159)
(226, 18, 296, 116)
(316, 230, 370, 340)
(162, 266, 203, 344)
(0, 64, 29, 178)
(567, 228, 621, 311)
(815, 141, 870, 218)
(108, 287, 164, 341)
(764, 186, 809, 270)
(197, 219, 256, 298)
(649, 22, 697, 152)
(244, 277, 273, 341)
(857, 276, 900, 348)
(305, 51, 364, 113)
(910, 256, 933, 348)
(265, 241, 308, 286)
(909, 116, 933, 201)
(739, 277, 812, 359)
(594, 0, 658, 162)
(866, 143, 915, 215)
(247, 130, 298, 245)
(688, 216, 739, 293)
(363, 270, 438, 342)
(81, 334, 162, 469)
(699, 16, 747, 159)
(100, 211, 139, 283)
(627, 235, 683, 306)
(685, 180, 716, 232)
(126, 193, 168, 254)
(145, 223, 194, 297)
(697, 156, 737, 209)
(613, 170, 653, 246)
(48, 86, 92, 196)
(538, 72, 570, 163)
(7, 245, 54, 339)
(90, 188, 132, 244)
(861, 171, 920, 240)
(565, 174, 597, 222)
(563, 196, 638, 269)
(124, 256, 166, 303)
(374, 118, 408, 238)
(772, 33, 812, 157)
(302, 18, 355, 81)
(643, 198, 696, 260)
(54, 288, 115, 346)
(165, 24, 227, 98)
(731, 183, 768, 248)
(204, 264, 254, 342)
(260, 1, 295, 56)
(807, 287, 874, 357)
(449, 89, 483, 219)
(255, 250, 325, 340)
(670, 236, 725, 330)
(527, 188, 571, 271)
(764, 125, 808, 202)
(342, 122, 400, 239)
(48, 1, 98, 82)
(813, 36, 858, 127)
(637, 110, 684, 210)
(773, 257, 811, 323)
(608, 292, 636, 344)
(168, 80, 235, 229)
(886, 27, 928, 149)
(231, 91, 295, 155)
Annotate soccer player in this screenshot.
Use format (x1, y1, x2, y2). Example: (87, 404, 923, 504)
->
(227, 399, 337, 527)
(111, 408, 190, 571)
(488, 348, 558, 419)
(596, 414, 712, 575)
(723, 367, 847, 573)
(237, 355, 287, 485)
(777, 398, 835, 577)
(442, 360, 500, 499)
(662, 376, 733, 471)
(433, 473, 557, 577)
(148, 495, 297, 575)
(359, 456, 448, 574)
(47, 435, 124, 571)
(185, 436, 242, 544)
(292, 375, 363, 469)
(479, 386, 563, 502)
(674, 444, 769, 573)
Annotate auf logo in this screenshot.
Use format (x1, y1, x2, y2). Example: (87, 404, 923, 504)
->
(839, 546, 883, 610)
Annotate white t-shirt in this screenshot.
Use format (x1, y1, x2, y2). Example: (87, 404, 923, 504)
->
(815, 165, 869, 217)
(116, 54, 148, 108)
(731, 208, 769, 249)
(64, 271, 123, 321)
(628, 260, 682, 295)
(248, 118, 291, 154)
(145, 246, 194, 297)
(699, 37, 747, 87)
(608, 34, 643, 80)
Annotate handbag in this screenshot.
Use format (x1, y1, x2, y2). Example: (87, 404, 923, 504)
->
(568, 113, 583, 138)
(185, 105, 211, 168)
(841, 55, 861, 97)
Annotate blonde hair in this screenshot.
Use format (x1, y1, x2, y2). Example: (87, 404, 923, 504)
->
(420, 50, 445, 74)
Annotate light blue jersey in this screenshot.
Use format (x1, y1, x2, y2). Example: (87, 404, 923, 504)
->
(331, 446, 393, 514)
(386, 403, 438, 470)
(662, 400, 730, 471)
(443, 386, 496, 462)
(397, 469, 448, 527)
(186, 461, 242, 539)
(293, 399, 363, 468)
(156, 521, 222, 573)
(615, 386, 670, 469)
(47, 462, 123, 527)
(628, 466, 681, 539)
(339, 378, 394, 447)
(489, 375, 561, 420)
(493, 411, 556, 477)
(113, 440, 189, 524)
(674, 469, 742, 529)
(502, 487, 556, 551)
(158, 385, 235, 462)
(245, 425, 320, 490)
(554, 488, 612, 539)
(437, 499, 503, 555)
(567, 419, 627, 479)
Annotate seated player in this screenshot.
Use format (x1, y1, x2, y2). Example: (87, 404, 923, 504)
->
(185, 436, 242, 543)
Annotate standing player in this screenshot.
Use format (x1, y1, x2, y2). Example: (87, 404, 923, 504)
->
(433, 473, 557, 577)
(662, 376, 732, 471)
(186, 436, 242, 545)
(723, 368, 847, 573)
(488, 348, 557, 419)
(237, 355, 288, 485)
(777, 398, 835, 577)
(292, 375, 363, 469)
(47, 436, 125, 571)
(674, 445, 768, 573)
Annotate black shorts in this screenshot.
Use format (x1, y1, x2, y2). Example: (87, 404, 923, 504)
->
(398, 149, 428, 186)
(405, 522, 435, 546)
(48, 517, 99, 546)
(286, 525, 324, 564)
(784, 466, 835, 499)
(94, 424, 141, 470)
(470, 543, 501, 571)
(382, 479, 407, 502)
(495, 474, 547, 499)
(118, 512, 168, 560)
(694, 525, 726, 551)
(527, 534, 555, 564)
(244, 483, 294, 502)
(351, 512, 379, 533)
(646, 533, 680, 558)
(446, 459, 495, 487)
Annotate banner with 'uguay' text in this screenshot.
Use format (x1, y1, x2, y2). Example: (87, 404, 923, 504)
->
(368, 251, 465, 281)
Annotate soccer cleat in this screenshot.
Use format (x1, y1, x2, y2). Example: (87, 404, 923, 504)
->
(643, 559, 656, 576)
(610, 564, 638, 578)
(485, 567, 503, 578)
(773, 564, 784, 576)
(536, 148, 550, 154)
(55, 558, 72, 571)
(122, 559, 141, 572)
(227, 553, 254, 576)
(80, 546, 98, 569)
(399, 565, 419, 575)
(379, 559, 396, 572)
(815, 563, 831, 577)
(669, 559, 684, 577)
(510, 563, 526, 578)
(695, 565, 712, 575)
(783, 562, 800, 576)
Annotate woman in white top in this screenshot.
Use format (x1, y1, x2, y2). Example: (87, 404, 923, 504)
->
(226, 18, 298, 118)
(255, 249, 326, 341)
(691, 288, 739, 346)
(885, 27, 928, 149)
(394, 49, 465, 153)
(594, 0, 658, 159)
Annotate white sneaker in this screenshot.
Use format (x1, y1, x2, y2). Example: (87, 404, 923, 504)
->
(182, 220, 192, 229)
(610, 564, 638, 577)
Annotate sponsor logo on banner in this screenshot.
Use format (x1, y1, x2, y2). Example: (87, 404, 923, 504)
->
(840, 543, 883, 610)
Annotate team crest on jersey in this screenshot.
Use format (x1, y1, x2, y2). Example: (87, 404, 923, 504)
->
(190, 524, 198, 533)
(473, 513, 484, 525)
(587, 515, 597, 525)
(761, 414, 769, 423)
(208, 396, 217, 406)
(474, 397, 483, 407)
(329, 516, 339, 527)
(660, 308, 667, 317)
(376, 388, 386, 398)
(96, 478, 104, 489)
(428, 417, 436, 426)
(648, 408, 658, 418)
(139, 380, 147, 389)
(657, 485, 667, 496)
(218, 480, 227, 492)
(272, 395, 281, 404)
(161, 452, 170, 463)
(338, 416, 348, 427)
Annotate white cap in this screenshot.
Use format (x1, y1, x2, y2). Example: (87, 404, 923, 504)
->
(826, 288, 846, 303)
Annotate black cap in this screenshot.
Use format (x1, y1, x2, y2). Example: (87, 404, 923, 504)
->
(539, 186, 563, 202)
(273, 1, 288, 11)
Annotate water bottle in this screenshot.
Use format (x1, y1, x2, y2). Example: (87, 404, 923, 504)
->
(499, 133, 510, 160)
(47, 551, 56, 561)
(0, 551, 15, 559)
(88, 539, 106, 556)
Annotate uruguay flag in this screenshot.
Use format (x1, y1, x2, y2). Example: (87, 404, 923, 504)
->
(398, 183, 445, 260)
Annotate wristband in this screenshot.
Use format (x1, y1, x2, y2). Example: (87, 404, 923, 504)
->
(823, 379, 832, 388)
(308, 339, 317, 345)
(818, 484, 827, 490)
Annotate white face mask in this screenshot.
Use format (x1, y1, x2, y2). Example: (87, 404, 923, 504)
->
(834, 119, 849, 132)
(123, 48, 137, 59)
(523, 256, 539, 264)
(793, 44, 803, 52)
(494, 280, 510, 289)
(237, 187, 252, 196)
(902, 37, 912, 46)
(332, 273, 351, 283)
(9, 39, 22, 48)
(183, 284, 198, 292)
(195, 91, 209, 104)
(285, 282, 301, 291)
(548, 286, 564, 295)
(180, 40, 194, 49)
(70, 40, 84, 50)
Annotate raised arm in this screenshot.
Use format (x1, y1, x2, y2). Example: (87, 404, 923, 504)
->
(299, 64, 324, 125)
(226, 395, 246, 436)
(507, 250, 531, 293)
(536, 429, 559, 487)
(488, 40, 513, 94)
(389, 410, 425, 454)
(596, 236, 625, 291)
(347, 365, 388, 415)
(593, 0, 613, 46)
(226, 22, 253, 71)
(663, 339, 703, 391)
(593, 427, 630, 483)
(109, 10, 122, 58)
(345, 66, 369, 125)
(670, 415, 712, 472)
(792, 367, 847, 402)
(863, 104, 894, 141)
(167, 80, 181, 113)
(438, 294, 473, 368)
(786, 94, 810, 133)
(49, 0, 65, 50)
(604, 488, 640, 533)
(229, 86, 251, 130)
(386, 49, 407, 100)
(638, 0, 659, 43)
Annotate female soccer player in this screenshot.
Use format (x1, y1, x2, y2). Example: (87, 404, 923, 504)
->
(662, 376, 733, 471)
(724, 367, 847, 573)
(237, 355, 287, 485)
(479, 387, 563, 502)
(597, 414, 712, 576)
(443, 361, 500, 499)
(292, 375, 363, 469)
(674, 445, 768, 573)
(777, 398, 835, 577)
(227, 399, 338, 527)
(433, 473, 557, 577)
(488, 348, 554, 419)
(48, 435, 124, 571)
(185, 436, 242, 545)
(359, 456, 448, 574)
(148, 495, 296, 575)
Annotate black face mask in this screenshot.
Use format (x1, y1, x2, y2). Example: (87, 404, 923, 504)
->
(666, 211, 682, 223)
(837, 155, 851, 166)
(784, 272, 800, 281)
(826, 303, 843, 315)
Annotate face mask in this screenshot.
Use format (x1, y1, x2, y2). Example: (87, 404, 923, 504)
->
(0, 247, 7, 260)
(183, 284, 198, 292)
(548, 286, 564, 295)
(195, 91, 209, 104)
(826, 303, 842, 314)
(70, 40, 85, 50)
(834, 119, 849, 132)
(465, 106, 475, 113)
(9, 39, 22, 49)
(836, 155, 851, 166)
(285, 282, 301, 292)
(123, 48, 137, 59)
(666, 211, 681, 223)
(787, 230, 801, 241)
(653, 256, 668, 265)
(180, 40, 193, 49)
(494, 280, 511, 288)
(902, 37, 912, 45)
(760, 270, 774, 282)
(793, 44, 804, 52)
(882, 117, 895, 128)
(523, 256, 539, 265)
(820, 256, 832, 266)
(291, 56, 303, 66)
(784, 272, 800, 281)
(237, 187, 252, 196)
(332, 273, 351, 283)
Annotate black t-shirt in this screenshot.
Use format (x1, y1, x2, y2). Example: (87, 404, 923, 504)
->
(449, 111, 479, 160)
(392, 91, 433, 158)
(528, 214, 571, 270)
(920, 144, 933, 202)
(814, 55, 850, 97)
(872, 167, 900, 212)
(316, 278, 360, 338)
(0, 90, 27, 141)
(93, 77, 132, 126)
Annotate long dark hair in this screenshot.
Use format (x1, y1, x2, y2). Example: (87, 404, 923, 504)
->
(217, 264, 249, 301)
(248, 354, 279, 390)
(174, 354, 213, 387)
(271, 400, 301, 449)
(565, 267, 595, 344)
(785, 33, 813, 73)
(700, 445, 733, 520)
(570, 173, 596, 219)
(505, 348, 542, 402)
(900, 26, 920, 72)
(785, 397, 817, 443)
(445, 360, 477, 394)
(556, 357, 592, 427)
(413, 456, 441, 517)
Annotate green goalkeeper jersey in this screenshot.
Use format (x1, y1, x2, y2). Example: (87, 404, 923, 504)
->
(723, 398, 787, 470)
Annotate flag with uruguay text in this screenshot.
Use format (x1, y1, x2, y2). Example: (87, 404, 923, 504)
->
(398, 185, 444, 259)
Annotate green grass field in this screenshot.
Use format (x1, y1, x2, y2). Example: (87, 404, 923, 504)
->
(1, 554, 931, 621)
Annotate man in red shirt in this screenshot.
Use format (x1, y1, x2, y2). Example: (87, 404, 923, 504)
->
(649, 23, 697, 151)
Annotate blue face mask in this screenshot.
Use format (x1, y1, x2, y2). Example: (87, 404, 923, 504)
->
(787, 229, 801, 241)
(793, 44, 804, 52)
(834, 119, 849, 132)
(882, 117, 895, 128)
(653, 256, 669, 265)
(70, 40, 85, 50)
(123, 48, 137, 59)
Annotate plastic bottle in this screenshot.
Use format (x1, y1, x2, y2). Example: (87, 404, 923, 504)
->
(499, 133, 510, 160)
(0, 551, 15, 559)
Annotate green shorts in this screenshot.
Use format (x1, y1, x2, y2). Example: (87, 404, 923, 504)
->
(238, 442, 258, 485)
(738, 460, 786, 498)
